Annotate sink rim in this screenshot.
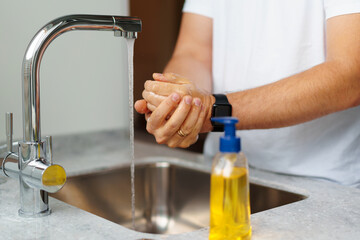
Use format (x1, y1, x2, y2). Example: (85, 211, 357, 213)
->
(63, 156, 310, 200)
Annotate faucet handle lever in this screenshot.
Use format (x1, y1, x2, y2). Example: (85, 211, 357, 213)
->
(5, 112, 13, 153)
(45, 135, 53, 164)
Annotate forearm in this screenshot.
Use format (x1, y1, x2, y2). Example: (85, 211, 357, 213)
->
(163, 54, 212, 93)
(162, 13, 213, 93)
(227, 60, 360, 130)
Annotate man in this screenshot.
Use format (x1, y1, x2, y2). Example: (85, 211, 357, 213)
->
(135, 0, 360, 187)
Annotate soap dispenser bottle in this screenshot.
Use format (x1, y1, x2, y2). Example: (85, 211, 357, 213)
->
(209, 117, 251, 240)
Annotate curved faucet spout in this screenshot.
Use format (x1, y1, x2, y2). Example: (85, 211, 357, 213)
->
(22, 14, 142, 142)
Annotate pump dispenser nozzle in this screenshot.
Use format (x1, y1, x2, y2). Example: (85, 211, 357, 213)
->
(211, 117, 241, 153)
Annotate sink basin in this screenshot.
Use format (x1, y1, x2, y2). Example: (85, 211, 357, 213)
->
(50, 162, 306, 234)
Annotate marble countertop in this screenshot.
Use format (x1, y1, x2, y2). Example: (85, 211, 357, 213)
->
(1, 130, 359, 240)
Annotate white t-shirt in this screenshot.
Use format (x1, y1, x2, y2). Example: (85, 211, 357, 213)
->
(183, 0, 360, 187)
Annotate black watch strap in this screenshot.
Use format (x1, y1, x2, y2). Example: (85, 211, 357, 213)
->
(211, 94, 232, 132)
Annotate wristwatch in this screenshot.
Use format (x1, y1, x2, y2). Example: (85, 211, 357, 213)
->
(211, 94, 232, 132)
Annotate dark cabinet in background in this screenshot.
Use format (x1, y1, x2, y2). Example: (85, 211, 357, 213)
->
(131, 0, 207, 153)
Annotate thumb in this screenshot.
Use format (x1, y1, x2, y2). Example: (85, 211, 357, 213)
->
(134, 99, 150, 114)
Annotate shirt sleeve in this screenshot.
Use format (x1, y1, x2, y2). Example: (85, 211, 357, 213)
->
(182, 0, 214, 18)
(325, 0, 360, 19)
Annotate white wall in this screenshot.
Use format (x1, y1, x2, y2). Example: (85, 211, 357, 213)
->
(0, 0, 131, 142)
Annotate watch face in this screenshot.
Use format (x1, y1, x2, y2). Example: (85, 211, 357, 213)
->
(211, 94, 232, 131)
(212, 104, 232, 117)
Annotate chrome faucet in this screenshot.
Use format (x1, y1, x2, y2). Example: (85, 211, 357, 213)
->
(1, 15, 142, 217)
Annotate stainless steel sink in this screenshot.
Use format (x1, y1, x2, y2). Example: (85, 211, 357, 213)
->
(50, 162, 306, 234)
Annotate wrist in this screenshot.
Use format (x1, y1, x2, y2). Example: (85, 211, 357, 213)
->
(200, 94, 215, 132)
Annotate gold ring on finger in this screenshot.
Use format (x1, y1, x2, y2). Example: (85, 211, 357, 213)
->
(177, 129, 188, 137)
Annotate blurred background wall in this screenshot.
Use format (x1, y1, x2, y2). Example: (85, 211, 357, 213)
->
(0, 0, 129, 142)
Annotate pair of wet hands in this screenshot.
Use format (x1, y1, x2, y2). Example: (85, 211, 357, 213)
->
(134, 73, 211, 148)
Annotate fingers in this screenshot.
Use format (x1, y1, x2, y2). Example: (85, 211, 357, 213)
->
(179, 99, 205, 148)
(145, 80, 188, 97)
(167, 98, 202, 148)
(163, 95, 193, 137)
(145, 95, 205, 148)
(134, 99, 150, 114)
(142, 90, 166, 108)
(153, 72, 190, 84)
(178, 101, 206, 148)
(147, 93, 181, 131)
(163, 73, 190, 84)
(141, 73, 209, 149)
(152, 73, 168, 82)
(147, 94, 193, 145)
(185, 99, 207, 143)
(146, 102, 156, 112)
(178, 98, 202, 137)
(145, 112, 151, 122)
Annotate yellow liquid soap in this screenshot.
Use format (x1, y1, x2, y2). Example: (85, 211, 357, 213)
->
(209, 167, 251, 240)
